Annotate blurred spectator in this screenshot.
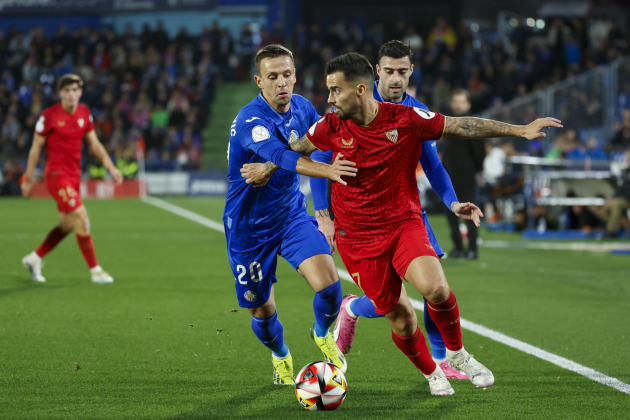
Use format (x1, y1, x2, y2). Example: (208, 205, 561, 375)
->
(564, 191, 604, 231)
(603, 149, 630, 237)
(0, 21, 218, 172)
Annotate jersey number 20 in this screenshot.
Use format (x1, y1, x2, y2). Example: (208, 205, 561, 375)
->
(236, 262, 263, 284)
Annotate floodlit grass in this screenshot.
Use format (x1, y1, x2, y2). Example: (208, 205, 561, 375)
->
(1, 197, 628, 419)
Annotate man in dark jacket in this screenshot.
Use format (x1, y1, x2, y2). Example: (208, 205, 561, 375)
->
(442, 90, 486, 258)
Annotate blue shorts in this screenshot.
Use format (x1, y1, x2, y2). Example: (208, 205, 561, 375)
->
(422, 210, 444, 258)
(225, 211, 331, 308)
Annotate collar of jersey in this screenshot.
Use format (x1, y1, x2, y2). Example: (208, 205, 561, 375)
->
(256, 93, 292, 126)
(373, 81, 407, 105)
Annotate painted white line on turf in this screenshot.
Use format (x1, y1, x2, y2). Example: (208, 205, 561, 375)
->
(142, 196, 224, 232)
(337, 268, 630, 395)
(482, 240, 630, 252)
(143, 197, 630, 396)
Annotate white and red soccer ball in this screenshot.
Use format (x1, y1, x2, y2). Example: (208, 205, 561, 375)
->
(295, 361, 347, 411)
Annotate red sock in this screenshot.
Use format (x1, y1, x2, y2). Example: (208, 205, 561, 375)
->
(392, 327, 437, 375)
(35, 226, 69, 258)
(76, 233, 98, 269)
(427, 289, 463, 351)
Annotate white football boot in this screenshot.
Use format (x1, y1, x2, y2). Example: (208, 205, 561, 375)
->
(447, 348, 494, 389)
(22, 252, 45, 282)
(90, 266, 114, 284)
(424, 365, 455, 396)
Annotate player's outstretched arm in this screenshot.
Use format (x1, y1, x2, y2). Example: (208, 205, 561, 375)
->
(242, 153, 357, 186)
(21, 133, 47, 198)
(84, 130, 123, 185)
(289, 135, 319, 154)
(443, 117, 563, 140)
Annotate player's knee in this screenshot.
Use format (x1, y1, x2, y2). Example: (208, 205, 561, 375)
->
(59, 221, 74, 233)
(76, 216, 90, 234)
(425, 283, 450, 304)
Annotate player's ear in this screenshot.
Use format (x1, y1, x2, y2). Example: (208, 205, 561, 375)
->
(254, 74, 263, 89)
(409, 64, 414, 76)
(356, 83, 366, 97)
(376, 64, 381, 75)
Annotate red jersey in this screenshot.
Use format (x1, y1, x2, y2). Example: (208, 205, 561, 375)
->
(35, 103, 95, 178)
(306, 101, 445, 239)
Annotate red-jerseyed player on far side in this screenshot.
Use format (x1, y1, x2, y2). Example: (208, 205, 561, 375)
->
(21, 74, 123, 284)
(242, 52, 562, 396)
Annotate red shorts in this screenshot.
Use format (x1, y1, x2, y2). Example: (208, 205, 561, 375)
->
(45, 174, 82, 213)
(336, 218, 438, 315)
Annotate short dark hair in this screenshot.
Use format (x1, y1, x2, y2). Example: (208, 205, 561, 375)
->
(452, 89, 470, 102)
(57, 74, 83, 91)
(254, 44, 294, 76)
(377, 40, 413, 65)
(325, 52, 375, 86)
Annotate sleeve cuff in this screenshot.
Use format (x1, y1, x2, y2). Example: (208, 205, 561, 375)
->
(279, 150, 302, 172)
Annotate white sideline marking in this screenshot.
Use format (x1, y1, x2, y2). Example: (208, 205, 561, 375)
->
(142, 196, 224, 233)
(483, 240, 630, 252)
(143, 197, 630, 396)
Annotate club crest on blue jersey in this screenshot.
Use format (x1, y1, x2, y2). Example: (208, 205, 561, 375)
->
(289, 130, 299, 143)
(244, 290, 257, 302)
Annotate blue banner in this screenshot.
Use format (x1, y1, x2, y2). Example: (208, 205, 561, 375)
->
(187, 171, 228, 196)
(0, 0, 217, 14)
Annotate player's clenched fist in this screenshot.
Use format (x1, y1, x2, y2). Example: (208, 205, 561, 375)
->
(327, 153, 357, 186)
(241, 162, 273, 187)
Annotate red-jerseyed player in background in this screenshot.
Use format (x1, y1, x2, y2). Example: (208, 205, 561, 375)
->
(241, 52, 562, 396)
(21, 74, 123, 284)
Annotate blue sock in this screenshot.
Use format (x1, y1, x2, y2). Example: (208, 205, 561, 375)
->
(313, 281, 342, 337)
(424, 297, 446, 360)
(251, 311, 289, 358)
(349, 295, 384, 318)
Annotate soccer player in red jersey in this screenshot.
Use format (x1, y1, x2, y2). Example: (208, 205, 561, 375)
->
(242, 53, 562, 395)
(20, 74, 123, 284)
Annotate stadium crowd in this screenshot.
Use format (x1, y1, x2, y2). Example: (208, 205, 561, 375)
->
(0, 21, 221, 178)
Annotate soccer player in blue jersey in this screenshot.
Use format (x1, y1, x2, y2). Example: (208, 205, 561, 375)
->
(224, 45, 358, 385)
(309, 41, 481, 380)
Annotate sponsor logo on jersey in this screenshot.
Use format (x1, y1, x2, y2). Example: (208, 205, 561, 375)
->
(251, 125, 270, 142)
(426, 243, 433, 250)
(243, 290, 257, 302)
(413, 107, 436, 119)
(78, 118, 84, 128)
(341, 138, 354, 148)
(57, 121, 65, 127)
(385, 129, 398, 143)
(289, 130, 299, 143)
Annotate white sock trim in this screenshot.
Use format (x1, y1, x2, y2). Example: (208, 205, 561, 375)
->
(90, 265, 103, 274)
(30, 251, 42, 262)
(345, 298, 358, 318)
(433, 357, 446, 365)
(423, 365, 442, 379)
(446, 347, 465, 359)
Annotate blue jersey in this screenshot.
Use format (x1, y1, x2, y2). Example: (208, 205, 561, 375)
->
(224, 93, 320, 237)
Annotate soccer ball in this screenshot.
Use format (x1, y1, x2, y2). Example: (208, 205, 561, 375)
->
(294, 361, 347, 411)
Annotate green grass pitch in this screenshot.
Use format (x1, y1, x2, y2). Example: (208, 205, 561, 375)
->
(0, 197, 628, 419)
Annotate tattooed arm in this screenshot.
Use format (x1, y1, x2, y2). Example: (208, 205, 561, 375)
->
(443, 117, 563, 140)
(289, 135, 319, 154)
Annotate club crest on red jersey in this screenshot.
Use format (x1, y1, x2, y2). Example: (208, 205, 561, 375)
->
(57, 121, 65, 127)
(78, 118, 85, 128)
(385, 129, 398, 143)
